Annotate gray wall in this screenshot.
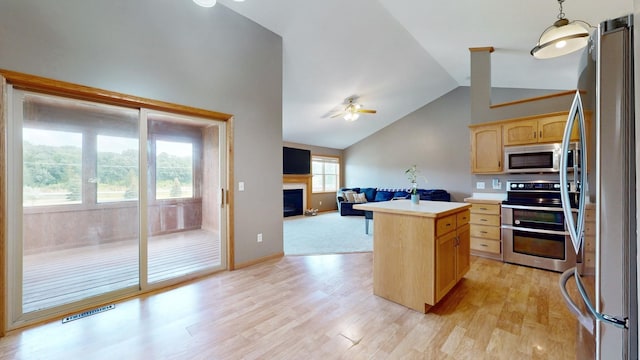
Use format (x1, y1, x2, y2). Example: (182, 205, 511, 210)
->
(344, 86, 575, 200)
(344, 87, 471, 202)
(0, 0, 284, 265)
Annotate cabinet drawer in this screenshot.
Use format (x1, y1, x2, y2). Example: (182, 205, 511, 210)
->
(470, 213, 500, 227)
(470, 203, 500, 215)
(470, 237, 500, 254)
(470, 224, 500, 239)
(436, 214, 457, 237)
(457, 210, 470, 226)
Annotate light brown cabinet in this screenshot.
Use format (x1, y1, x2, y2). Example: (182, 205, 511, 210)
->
(435, 217, 470, 302)
(465, 200, 502, 260)
(469, 123, 502, 173)
(353, 201, 471, 313)
(503, 112, 586, 146)
(470, 111, 591, 174)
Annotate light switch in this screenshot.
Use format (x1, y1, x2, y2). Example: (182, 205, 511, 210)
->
(238, 181, 245, 191)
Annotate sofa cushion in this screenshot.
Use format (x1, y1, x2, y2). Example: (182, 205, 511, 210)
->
(361, 187, 377, 202)
(374, 190, 394, 202)
(393, 190, 409, 199)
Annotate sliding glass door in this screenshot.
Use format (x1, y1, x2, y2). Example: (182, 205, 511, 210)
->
(145, 111, 226, 284)
(6, 89, 226, 329)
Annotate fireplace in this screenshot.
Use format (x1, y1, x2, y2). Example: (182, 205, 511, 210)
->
(283, 189, 303, 217)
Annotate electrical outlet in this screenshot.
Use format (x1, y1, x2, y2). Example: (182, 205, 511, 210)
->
(257, 233, 263, 243)
(476, 181, 485, 190)
(238, 182, 245, 191)
(319, 200, 322, 206)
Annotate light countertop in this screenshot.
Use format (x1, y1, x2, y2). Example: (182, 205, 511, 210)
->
(353, 199, 470, 218)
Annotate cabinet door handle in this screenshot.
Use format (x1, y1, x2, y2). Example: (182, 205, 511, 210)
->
(480, 219, 488, 222)
(480, 243, 488, 247)
(480, 207, 488, 210)
(480, 231, 488, 234)
(533, 131, 536, 138)
(539, 130, 542, 138)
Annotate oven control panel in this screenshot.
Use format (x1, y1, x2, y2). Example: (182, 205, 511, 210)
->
(507, 180, 578, 192)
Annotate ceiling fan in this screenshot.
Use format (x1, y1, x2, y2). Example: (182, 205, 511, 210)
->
(330, 97, 377, 121)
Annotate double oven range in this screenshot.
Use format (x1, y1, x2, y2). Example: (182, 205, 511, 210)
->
(501, 180, 579, 272)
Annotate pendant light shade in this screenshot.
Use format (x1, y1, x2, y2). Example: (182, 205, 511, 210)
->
(193, 0, 216, 7)
(531, 0, 591, 59)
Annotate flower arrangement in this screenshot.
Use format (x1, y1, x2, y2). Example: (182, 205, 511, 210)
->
(405, 164, 419, 195)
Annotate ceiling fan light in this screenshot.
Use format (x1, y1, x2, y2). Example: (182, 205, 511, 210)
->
(344, 112, 359, 122)
(193, 0, 216, 7)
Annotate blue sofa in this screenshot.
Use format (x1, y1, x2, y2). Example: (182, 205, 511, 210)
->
(336, 187, 451, 216)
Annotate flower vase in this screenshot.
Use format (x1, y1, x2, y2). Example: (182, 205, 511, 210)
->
(411, 194, 419, 204)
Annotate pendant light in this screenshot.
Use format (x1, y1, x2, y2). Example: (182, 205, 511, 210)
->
(531, 0, 591, 59)
(193, 0, 216, 7)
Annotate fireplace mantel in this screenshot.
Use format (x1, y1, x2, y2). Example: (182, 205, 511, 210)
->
(283, 174, 312, 210)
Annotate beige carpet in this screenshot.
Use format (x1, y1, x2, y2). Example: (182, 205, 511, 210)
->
(283, 211, 373, 255)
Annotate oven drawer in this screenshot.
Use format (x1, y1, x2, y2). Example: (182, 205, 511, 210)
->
(470, 224, 500, 240)
(471, 237, 500, 254)
(471, 203, 500, 215)
(470, 213, 500, 227)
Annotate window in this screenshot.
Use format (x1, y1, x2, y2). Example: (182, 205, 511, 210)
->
(155, 140, 194, 200)
(97, 135, 139, 202)
(312, 155, 339, 193)
(23, 128, 83, 206)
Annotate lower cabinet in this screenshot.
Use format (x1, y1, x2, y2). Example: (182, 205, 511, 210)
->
(371, 207, 471, 313)
(465, 199, 502, 260)
(435, 222, 470, 302)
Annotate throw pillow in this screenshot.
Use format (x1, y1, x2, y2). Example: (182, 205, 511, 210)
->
(342, 190, 357, 203)
(354, 193, 367, 203)
(374, 190, 394, 202)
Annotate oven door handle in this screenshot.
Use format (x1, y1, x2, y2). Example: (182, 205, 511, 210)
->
(501, 225, 568, 236)
(501, 204, 578, 212)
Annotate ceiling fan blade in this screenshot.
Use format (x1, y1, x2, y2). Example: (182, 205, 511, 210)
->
(329, 111, 346, 118)
(357, 109, 377, 114)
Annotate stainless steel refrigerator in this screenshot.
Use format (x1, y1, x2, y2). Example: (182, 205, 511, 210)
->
(558, 14, 638, 359)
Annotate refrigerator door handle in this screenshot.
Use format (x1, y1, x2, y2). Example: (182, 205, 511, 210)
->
(574, 268, 629, 329)
(559, 267, 583, 316)
(559, 91, 588, 254)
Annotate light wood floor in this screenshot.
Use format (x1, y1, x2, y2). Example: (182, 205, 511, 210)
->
(0, 253, 578, 360)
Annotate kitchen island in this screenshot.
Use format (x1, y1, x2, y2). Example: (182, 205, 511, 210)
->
(354, 199, 471, 313)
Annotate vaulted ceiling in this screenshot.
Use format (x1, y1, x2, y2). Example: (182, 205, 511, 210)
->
(219, 0, 633, 149)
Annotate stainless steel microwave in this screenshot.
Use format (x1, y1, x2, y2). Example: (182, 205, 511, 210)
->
(504, 143, 579, 173)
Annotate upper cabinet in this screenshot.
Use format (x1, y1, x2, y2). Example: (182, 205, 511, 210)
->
(470, 111, 591, 174)
(503, 113, 584, 146)
(469, 123, 502, 173)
